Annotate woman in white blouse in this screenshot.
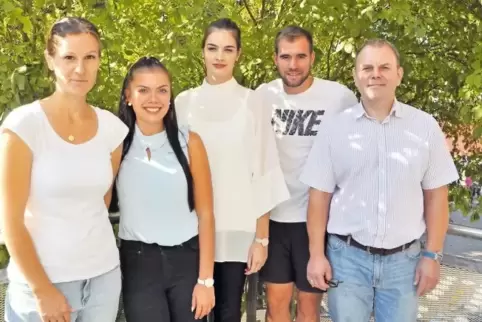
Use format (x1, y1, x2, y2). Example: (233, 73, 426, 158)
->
(175, 18, 289, 321)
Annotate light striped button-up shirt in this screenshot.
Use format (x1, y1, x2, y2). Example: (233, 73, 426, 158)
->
(300, 100, 459, 249)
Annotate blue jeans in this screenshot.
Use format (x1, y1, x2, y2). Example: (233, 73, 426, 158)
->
(5, 266, 121, 322)
(326, 235, 420, 322)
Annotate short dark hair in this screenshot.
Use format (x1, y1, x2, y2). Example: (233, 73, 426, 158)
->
(201, 18, 241, 50)
(355, 39, 401, 66)
(275, 26, 313, 54)
(46, 17, 101, 56)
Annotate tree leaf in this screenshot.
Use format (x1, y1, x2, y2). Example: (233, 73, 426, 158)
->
(473, 125, 482, 139)
(18, 15, 33, 34)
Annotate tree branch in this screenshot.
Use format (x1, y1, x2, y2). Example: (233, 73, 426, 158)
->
(260, 0, 266, 18)
(331, 55, 351, 82)
(326, 31, 338, 79)
(242, 0, 257, 26)
(275, 0, 286, 24)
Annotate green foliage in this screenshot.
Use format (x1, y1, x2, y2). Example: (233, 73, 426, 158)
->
(0, 246, 9, 269)
(0, 0, 481, 266)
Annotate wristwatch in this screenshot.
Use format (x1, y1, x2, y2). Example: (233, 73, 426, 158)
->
(422, 250, 443, 263)
(197, 278, 214, 288)
(255, 237, 269, 247)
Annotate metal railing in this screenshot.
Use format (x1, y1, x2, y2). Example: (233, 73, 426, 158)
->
(447, 224, 482, 240)
(1, 216, 482, 322)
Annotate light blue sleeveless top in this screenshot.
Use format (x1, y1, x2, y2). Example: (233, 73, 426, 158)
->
(117, 124, 198, 246)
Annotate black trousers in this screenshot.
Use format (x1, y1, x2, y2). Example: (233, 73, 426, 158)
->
(213, 262, 247, 322)
(120, 236, 206, 322)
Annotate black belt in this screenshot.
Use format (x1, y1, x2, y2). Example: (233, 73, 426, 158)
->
(120, 235, 198, 251)
(332, 234, 417, 256)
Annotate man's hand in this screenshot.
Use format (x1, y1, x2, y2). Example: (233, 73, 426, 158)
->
(191, 284, 215, 320)
(307, 255, 332, 291)
(415, 257, 440, 296)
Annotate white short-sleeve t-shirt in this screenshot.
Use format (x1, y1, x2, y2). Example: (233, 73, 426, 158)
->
(256, 78, 358, 223)
(0, 100, 128, 283)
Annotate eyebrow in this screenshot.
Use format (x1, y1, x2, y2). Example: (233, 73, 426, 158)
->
(361, 63, 392, 67)
(206, 43, 236, 49)
(136, 85, 169, 89)
(62, 51, 98, 56)
(279, 53, 308, 57)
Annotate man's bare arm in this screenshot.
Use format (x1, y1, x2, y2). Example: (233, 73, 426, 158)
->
(307, 188, 333, 258)
(423, 185, 450, 252)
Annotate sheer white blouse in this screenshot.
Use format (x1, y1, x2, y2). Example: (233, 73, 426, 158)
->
(175, 77, 289, 262)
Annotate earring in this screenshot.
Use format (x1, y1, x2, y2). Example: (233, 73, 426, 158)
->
(127, 102, 132, 107)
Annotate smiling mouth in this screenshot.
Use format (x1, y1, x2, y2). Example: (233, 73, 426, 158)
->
(368, 84, 385, 87)
(144, 106, 163, 113)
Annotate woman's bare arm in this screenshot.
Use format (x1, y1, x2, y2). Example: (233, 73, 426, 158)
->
(0, 130, 52, 294)
(104, 144, 123, 208)
(188, 131, 215, 280)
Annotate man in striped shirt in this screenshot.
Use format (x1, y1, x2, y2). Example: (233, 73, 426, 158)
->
(300, 39, 459, 321)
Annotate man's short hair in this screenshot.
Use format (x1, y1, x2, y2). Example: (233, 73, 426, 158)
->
(274, 26, 313, 54)
(355, 39, 401, 67)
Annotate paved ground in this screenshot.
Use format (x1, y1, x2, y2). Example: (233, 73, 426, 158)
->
(445, 211, 482, 265)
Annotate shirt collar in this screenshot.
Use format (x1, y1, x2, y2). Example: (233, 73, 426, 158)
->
(134, 123, 168, 149)
(201, 77, 238, 93)
(354, 99, 404, 120)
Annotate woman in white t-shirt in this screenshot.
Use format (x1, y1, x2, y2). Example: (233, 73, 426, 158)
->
(175, 18, 289, 321)
(0, 17, 128, 322)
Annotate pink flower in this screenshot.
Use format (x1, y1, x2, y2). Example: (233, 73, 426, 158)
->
(466, 177, 473, 188)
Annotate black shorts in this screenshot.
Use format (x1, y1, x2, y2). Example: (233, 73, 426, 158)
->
(259, 220, 325, 293)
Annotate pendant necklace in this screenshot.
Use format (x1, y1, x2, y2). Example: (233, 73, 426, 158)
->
(146, 147, 151, 161)
(67, 114, 75, 142)
(136, 131, 166, 162)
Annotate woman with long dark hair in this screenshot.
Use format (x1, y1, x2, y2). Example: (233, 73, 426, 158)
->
(175, 18, 289, 321)
(110, 57, 215, 321)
